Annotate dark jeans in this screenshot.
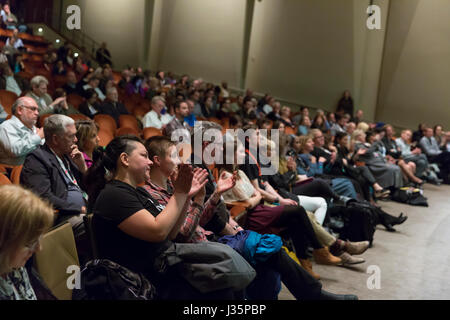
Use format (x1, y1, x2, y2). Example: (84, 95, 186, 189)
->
(273, 205, 323, 259)
(429, 152, 450, 182)
(292, 178, 340, 201)
(345, 166, 376, 201)
(255, 249, 322, 300)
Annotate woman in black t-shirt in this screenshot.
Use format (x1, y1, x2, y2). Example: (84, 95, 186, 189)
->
(85, 135, 237, 299)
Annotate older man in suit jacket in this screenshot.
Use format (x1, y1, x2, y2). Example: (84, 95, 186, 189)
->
(20, 114, 88, 240)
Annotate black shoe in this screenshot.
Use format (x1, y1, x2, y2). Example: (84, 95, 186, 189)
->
(384, 224, 396, 232)
(392, 214, 408, 226)
(319, 290, 358, 300)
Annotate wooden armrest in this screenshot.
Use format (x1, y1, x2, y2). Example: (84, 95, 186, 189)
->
(224, 201, 251, 209)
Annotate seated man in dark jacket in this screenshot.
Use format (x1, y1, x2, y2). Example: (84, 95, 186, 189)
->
(20, 114, 88, 239)
(98, 87, 128, 126)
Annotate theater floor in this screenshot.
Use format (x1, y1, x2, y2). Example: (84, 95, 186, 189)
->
(279, 184, 450, 300)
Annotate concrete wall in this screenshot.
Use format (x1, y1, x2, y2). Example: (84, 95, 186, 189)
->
(245, 0, 355, 112)
(60, 0, 146, 70)
(153, 0, 247, 88)
(377, 0, 450, 129)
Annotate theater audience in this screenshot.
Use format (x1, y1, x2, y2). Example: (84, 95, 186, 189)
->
(0, 97, 44, 165)
(434, 125, 444, 147)
(163, 100, 191, 141)
(351, 129, 403, 190)
(5, 28, 24, 50)
(230, 95, 244, 113)
(52, 88, 79, 115)
(352, 109, 364, 125)
(330, 113, 350, 136)
(184, 99, 197, 128)
(311, 111, 329, 133)
(20, 115, 87, 239)
(98, 87, 129, 126)
(62, 71, 81, 95)
(0, 63, 27, 96)
(2, 4, 26, 33)
(412, 123, 427, 144)
(0, 185, 54, 300)
(85, 136, 242, 299)
(78, 89, 101, 119)
(26, 76, 66, 116)
(420, 127, 450, 183)
(75, 120, 100, 169)
(142, 136, 359, 298)
(82, 76, 105, 101)
(142, 96, 173, 129)
(298, 116, 311, 136)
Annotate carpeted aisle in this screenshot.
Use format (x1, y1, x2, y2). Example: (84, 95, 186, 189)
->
(279, 184, 450, 300)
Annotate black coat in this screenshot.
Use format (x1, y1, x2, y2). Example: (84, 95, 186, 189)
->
(79, 101, 102, 119)
(99, 100, 129, 126)
(20, 144, 85, 216)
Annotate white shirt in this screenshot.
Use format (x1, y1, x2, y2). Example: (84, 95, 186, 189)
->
(142, 110, 173, 129)
(263, 104, 273, 114)
(0, 115, 44, 165)
(83, 84, 105, 101)
(5, 75, 22, 96)
(6, 37, 24, 49)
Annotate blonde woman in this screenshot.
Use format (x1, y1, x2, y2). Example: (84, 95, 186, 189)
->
(356, 122, 369, 133)
(0, 185, 54, 300)
(75, 120, 101, 169)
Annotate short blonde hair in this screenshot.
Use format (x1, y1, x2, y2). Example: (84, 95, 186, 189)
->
(297, 135, 313, 153)
(357, 122, 369, 132)
(0, 185, 54, 274)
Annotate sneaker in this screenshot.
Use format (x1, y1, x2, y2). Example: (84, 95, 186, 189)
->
(339, 252, 365, 265)
(344, 240, 370, 255)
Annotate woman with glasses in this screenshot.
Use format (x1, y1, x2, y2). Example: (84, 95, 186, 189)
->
(0, 185, 54, 300)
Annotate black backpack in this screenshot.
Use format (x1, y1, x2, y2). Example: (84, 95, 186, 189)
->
(328, 202, 378, 246)
(72, 259, 156, 300)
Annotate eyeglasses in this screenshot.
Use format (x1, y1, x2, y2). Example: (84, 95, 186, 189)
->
(25, 235, 43, 252)
(22, 106, 39, 112)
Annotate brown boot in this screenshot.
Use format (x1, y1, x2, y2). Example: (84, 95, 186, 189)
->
(313, 247, 342, 265)
(299, 259, 321, 280)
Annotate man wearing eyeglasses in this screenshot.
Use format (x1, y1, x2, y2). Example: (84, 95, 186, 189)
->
(0, 97, 44, 165)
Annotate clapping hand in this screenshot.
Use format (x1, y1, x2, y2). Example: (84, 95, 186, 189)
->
(172, 164, 193, 194)
(189, 167, 209, 197)
(217, 171, 237, 195)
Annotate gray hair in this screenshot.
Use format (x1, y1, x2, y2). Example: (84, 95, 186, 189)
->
(44, 115, 75, 141)
(192, 121, 223, 140)
(11, 97, 31, 115)
(151, 96, 166, 105)
(30, 75, 49, 88)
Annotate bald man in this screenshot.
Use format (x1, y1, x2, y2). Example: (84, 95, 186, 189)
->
(0, 97, 44, 165)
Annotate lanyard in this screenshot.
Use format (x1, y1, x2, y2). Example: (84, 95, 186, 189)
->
(246, 149, 261, 177)
(54, 154, 80, 188)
